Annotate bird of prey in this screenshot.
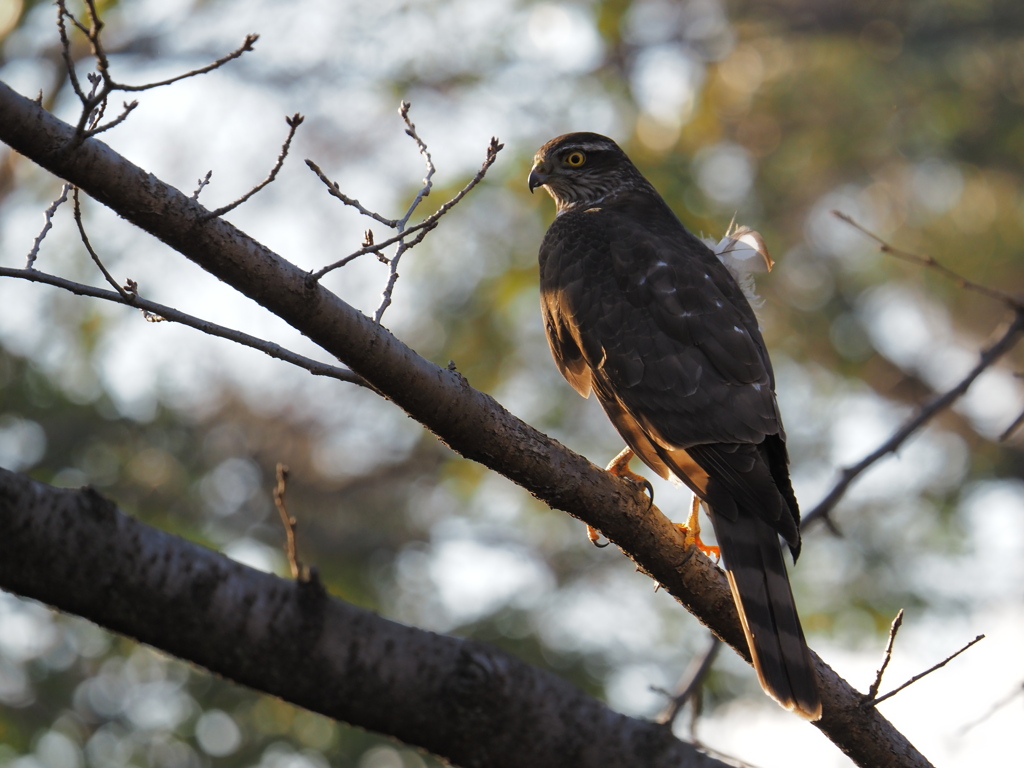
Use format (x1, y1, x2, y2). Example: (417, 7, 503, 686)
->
(529, 132, 821, 720)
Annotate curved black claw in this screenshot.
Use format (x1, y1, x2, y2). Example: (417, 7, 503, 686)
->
(592, 538, 611, 549)
(640, 478, 655, 510)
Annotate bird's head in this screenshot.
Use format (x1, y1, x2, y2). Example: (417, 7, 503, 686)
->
(528, 132, 643, 213)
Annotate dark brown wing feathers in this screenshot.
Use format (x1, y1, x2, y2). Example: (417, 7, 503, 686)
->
(536, 135, 821, 719)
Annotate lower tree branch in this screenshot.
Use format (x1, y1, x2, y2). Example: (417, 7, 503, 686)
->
(0, 467, 725, 768)
(0, 80, 933, 768)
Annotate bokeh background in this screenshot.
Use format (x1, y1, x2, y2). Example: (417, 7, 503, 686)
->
(1, 0, 1023, 766)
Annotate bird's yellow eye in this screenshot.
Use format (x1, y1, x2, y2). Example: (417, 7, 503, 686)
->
(565, 151, 586, 167)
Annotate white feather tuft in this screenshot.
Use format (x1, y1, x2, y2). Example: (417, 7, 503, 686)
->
(705, 219, 774, 308)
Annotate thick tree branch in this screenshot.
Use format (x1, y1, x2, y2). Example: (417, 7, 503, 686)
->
(0, 80, 933, 768)
(0, 468, 727, 768)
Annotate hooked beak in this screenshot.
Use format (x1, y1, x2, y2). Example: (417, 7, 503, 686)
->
(528, 162, 551, 194)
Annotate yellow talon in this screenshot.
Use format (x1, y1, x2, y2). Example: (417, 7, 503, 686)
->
(586, 524, 609, 548)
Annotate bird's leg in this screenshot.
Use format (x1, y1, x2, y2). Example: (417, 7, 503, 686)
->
(605, 447, 655, 508)
(584, 447, 654, 548)
(678, 495, 720, 561)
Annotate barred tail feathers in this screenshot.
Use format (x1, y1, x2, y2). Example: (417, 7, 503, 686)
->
(706, 490, 821, 720)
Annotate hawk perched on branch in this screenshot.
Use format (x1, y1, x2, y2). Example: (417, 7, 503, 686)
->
(529, 132, 821, 720)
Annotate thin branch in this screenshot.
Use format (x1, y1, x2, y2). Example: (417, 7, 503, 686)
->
(69, 0, 258, 95)
(57, 0, 112, 140)
(658, 634, 721, 728)
(373, 227, 434, 323)
(309, 135, 503, 282)
(192, 170, 213, 200)
(831, 211, 1023, 310)
(87, 100, 139, 136)
(864, 610, 904, 702)
(72, 187, 132, 301)
(305, 160, 400, 227)
(396, 100, 436, 227)
(373, 135, 502, 321)
(202, 114, 304, 221)
(80, 1, 109, 85)
(55, 2, 86, 103)
(26, 183, 71, 269)
(371, 102, 442, 323)
(804, 215, 1024, 527)
(273, 463, 306, 581)
(55, 0, 257, 144)
(307, 213, 433, 274)
(114, 34, 260, 92)
(803, 309, 1024, 529)
(0, 266, 372, 390)
(397, 136, 502, 234)
(864, 634, 986, 708)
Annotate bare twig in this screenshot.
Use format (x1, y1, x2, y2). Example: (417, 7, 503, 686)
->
(202, 114, 304, 220)
(831, 211, 1023, 310)
(72, 187, 132, 301)
(373, 226, 433, 324)
(56, 0, 257, 144)
(370, 102, 443, 323)
(373, 135, 503, 321)
(865, 609, 904, 702)
(273, 463, 305, 581)
(26, 183, 71, 269)
(57, 0, 115, 140)
(309, 135, 503, 283)
(804, 209, 1024, 530)
(86, 100, 138, 136)
(305, 160, 400, 228)
(115, 34, 259, 93)
(0, 266, 372, 390)
(396, 100, 436, 227)
(308, 208, 435, 274)
(864, 634, 985, 708)
(658, 634, 721, 728)
(803, 308, 1024, 529)
(55, 3, 86, 103)
(192, 170, 213, 200)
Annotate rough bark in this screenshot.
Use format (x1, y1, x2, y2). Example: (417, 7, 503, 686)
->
(0, 468, 727, 768)
(0, 80, 933, 768)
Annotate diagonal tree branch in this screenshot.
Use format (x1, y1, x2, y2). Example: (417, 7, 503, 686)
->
(803, 310, 1024, 528)
(0, 265, 371, 389)
(0, 467, 728, 768)
(0, 80, 934, 768)
(831, 211, 1023, 310)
